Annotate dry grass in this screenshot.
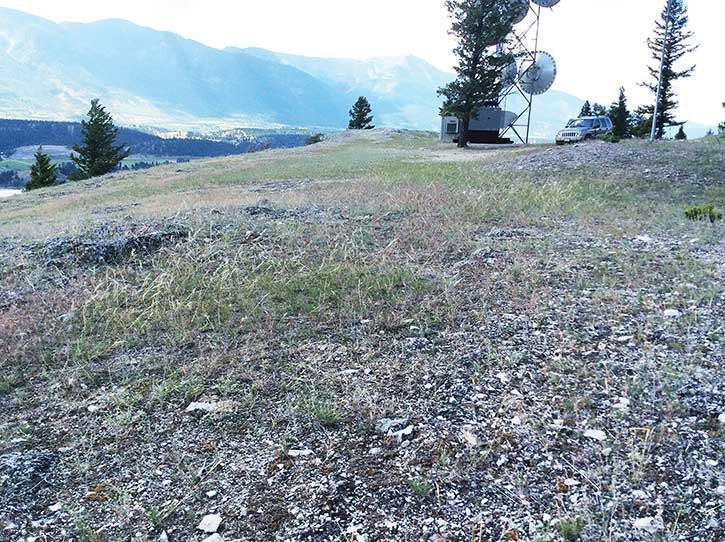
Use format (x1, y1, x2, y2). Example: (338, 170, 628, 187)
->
(1, 132, 723, 541)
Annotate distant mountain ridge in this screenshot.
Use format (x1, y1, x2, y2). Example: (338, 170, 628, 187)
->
(0, 7, 603, 138)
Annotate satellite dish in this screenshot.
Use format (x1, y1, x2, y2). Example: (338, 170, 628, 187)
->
(519, 51, 557, 95)
(500, 110, 518, 129)
(531, 0, 561, 7)
(501, 61, 518, 86)
(508, 0, 530, 24)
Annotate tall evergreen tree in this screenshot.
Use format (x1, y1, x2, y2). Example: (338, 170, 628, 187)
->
(609, 87, 632, 138)
(348, 97, 375, 130)
(579, 100, 593, 118)
(641, 0, 698, 139)
(438, 0, 516, 148)
(25, 147, 58, 191)
(592, 103, 608, 117)
(71, 99, 129, 180)
(674, 125, 687, 140)
(719, 102, 725, 137)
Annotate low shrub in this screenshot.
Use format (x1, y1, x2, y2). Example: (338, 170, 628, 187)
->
(305, 133, 325, 145)
(685, 204, 723, 224)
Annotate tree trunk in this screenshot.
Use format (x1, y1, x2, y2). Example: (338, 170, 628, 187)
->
(458, 116, 470, 148)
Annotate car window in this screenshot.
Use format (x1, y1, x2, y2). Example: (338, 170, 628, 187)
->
(568, 119, 594, 128)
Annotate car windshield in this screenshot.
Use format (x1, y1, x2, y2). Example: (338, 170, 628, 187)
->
(566, 119, 595, 128)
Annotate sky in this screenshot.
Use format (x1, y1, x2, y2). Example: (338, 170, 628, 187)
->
(0, 0, 722, 127)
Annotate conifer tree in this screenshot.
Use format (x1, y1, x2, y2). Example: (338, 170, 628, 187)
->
(609, 87, 632, 138)
(348, 97, 375, 130)
(438, 0, 516, 148)
(25, 147, 58, 191)
(579, 101, 593, 118)
(719, 102, 725, 137)
(71, 99, 130, 180)
(641, 0, 698, 139)
(674, 125, 687, 140)
(592, 103, 608, 117)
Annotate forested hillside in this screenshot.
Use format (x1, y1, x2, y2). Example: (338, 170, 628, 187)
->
(0, 119, 307, 157)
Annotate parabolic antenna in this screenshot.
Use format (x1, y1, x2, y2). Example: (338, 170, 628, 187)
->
(501, 61, 518, 86)
(531, 0, 561, 7)
(500, 110, 518, 129)
(519, 51, 557, 95)
(508, 0, 530, 24)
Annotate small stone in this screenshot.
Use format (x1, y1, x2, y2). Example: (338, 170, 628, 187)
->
(584, 429, 607, 442)
(197, 514, 222, 533)
(158, 532, 169, 542)
(185, 401, 237, 414)
(663, 309, 681, 318)
(48, 503, 62, 512)
(564, 478, 580, 487)
(206, 490, 218, 498)
(288, 449, 314, 458)
(87, 405, 101, 413)
(718, 413, 725, 424)
(375, 418, 409, 434)
(462, 428, 481, 447)
(186, 402, 216, 414)
(633, 517, 664, 534)
(390, 425, 415, 443)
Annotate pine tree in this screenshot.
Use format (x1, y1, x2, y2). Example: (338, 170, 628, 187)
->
(609, 87, 632, 138)
(71, 99, 130, 180)
(641, 0, 698, 139)
(719, 102, 725, 137)
(438, 0, 516, 148)
(579, 101, 593, 118)
(348, 97, 375, 130)
(25, 147, 58, 191)
(592, 103, 608, 117)
(674, 125, 687, 140)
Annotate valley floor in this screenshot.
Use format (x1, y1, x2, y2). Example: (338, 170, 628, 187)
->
(1, 132, 723, 542)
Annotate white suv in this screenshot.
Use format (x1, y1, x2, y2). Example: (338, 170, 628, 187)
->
(556, 116, 613, 144)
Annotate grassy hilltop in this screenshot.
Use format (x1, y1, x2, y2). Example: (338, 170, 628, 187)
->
(1, 131, 724, 541)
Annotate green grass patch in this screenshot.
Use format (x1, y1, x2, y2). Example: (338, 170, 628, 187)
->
(67, 241, 429, 363)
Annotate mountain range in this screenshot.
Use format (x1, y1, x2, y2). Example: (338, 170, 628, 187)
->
(0, 7, 594, 139)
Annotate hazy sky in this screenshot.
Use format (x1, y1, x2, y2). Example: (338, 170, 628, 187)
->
(1, 0, 722, 126)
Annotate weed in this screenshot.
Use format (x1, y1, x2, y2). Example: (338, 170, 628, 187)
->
(74, 519, 98, 542)
(408, 478, 433, 498)
(685, 204, 723, 223)
(151, 373, 203, 405)
(147, 506, 164, 531)
(301, 397, 342, 427)
(558, 517, 586, 540)
(0, 377, 12, 395)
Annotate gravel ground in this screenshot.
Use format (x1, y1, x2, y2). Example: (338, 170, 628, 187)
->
(496, 139, 725, 186)
(0, 134, 723, 542)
